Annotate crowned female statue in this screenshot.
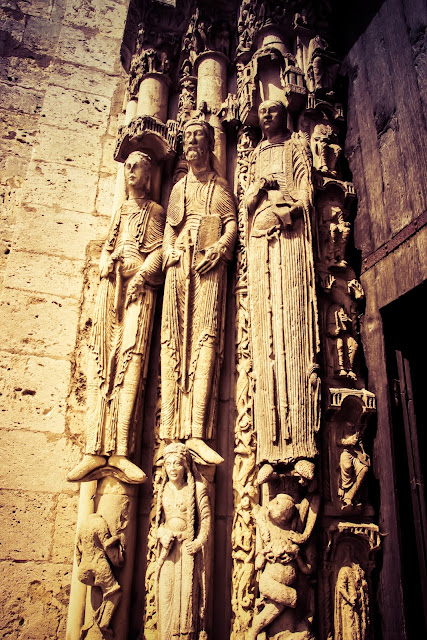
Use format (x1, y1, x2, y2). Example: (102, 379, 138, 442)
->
(160, 119, 237, 464)
(245, 100, 320, 484)
(68, 151, 165, 484)
(156, 442, 211, 640)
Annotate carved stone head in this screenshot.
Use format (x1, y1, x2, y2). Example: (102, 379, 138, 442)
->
(268, 493, 295, 525)
(163, 442, 192, 481)
(183, 119, 215, 166)
(124, 151, 151, 195)
(258, 100, 287, 140)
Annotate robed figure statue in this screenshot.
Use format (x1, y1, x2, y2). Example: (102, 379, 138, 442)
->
(69, 151, 165, 484)
(245, 100, 320, 484)
(160, 119, 237, 464)
(156, 442, 211, 640)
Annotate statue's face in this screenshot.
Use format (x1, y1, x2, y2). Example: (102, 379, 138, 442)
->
(165, 454, 186, 483)
(124, 154, 150, 191)
(183, 124, 210, 163)
(258, 101, 286, 137)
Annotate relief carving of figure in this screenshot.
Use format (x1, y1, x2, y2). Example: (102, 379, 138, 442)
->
(337, 419, 370, 509)
(160, 119, 237, 464)
(326, 278, 359, 381)
(69, 152, 165, 484)
(251, 492, 319, 639)
(311, 124, 341, 176)
(334, 547, 369, 640)
(76, 513, 124, 635)
(156, 442, 211, 640)
(245, 100, 320, 484)
(319, 201, 351, 267)
(306, 36, 340, 97)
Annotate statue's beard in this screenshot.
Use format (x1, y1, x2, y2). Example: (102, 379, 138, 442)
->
(185, 148, 207, 163)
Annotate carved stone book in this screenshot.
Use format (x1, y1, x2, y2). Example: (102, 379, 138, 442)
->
(194, 214, 221, 268)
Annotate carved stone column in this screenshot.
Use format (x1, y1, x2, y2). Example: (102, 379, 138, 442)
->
(137, 73, 170, 122)
(195, 52, 228, 177)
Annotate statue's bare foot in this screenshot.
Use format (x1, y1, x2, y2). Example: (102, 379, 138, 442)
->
(186, 438, 224, 465)
(67, 454, 107, 482)
(108, 455, 147, 484)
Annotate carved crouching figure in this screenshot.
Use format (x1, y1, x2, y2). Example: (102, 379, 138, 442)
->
(68, 152, 165, 484)
(160, 119, 237, 465)
(251, 494, 310, 640)
(155, 443, 211, 640)
(76, 513, 124, 636)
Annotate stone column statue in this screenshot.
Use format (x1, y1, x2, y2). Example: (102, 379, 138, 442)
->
(245, 100, 320, 484)
(68, 151, 165, 484)
(155, 442, 211, 640)
(334, 547, 369, 640)
(160, 119, 237, 464)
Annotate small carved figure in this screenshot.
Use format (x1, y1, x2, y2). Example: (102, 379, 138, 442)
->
(180, 58, 193, 78)
(312, 124, 341, 175)
(319, 201, 351, 267)
(337, 420, 370, 509)
(251, 493, 317, 639)
(177, 79, 197, 127)
(334, 547, 369, 640)
(156, 442, 211, 640)
(76, 513, 124, 634)
(245, 100, 320, 484)
(326, 279, 359, 381)
(307, 36, 340, 97)
(144, 48, 157, 73)
(68, 152, 165, 484)
(161, 119, 237, 464)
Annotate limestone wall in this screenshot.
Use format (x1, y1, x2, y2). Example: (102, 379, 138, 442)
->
(0, 1, 130, 637)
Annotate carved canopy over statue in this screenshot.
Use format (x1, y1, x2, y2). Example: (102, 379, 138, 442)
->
(68, 151, 165, 484)
(160, 119, 237, 464)
(245, 100, 320, 484)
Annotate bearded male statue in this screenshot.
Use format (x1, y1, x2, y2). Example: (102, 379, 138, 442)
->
(69, 151, 165, 484)
(160, 119, 237, 464)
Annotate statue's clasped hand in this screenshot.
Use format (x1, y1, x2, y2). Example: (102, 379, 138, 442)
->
(185, 540, 201, 556)
(99, 252, 118, 279)
(160, 530, 175, 549)
(195, 243, 226, 275)
(164, 248, 182, 269)
(126, 269, 146, 307)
